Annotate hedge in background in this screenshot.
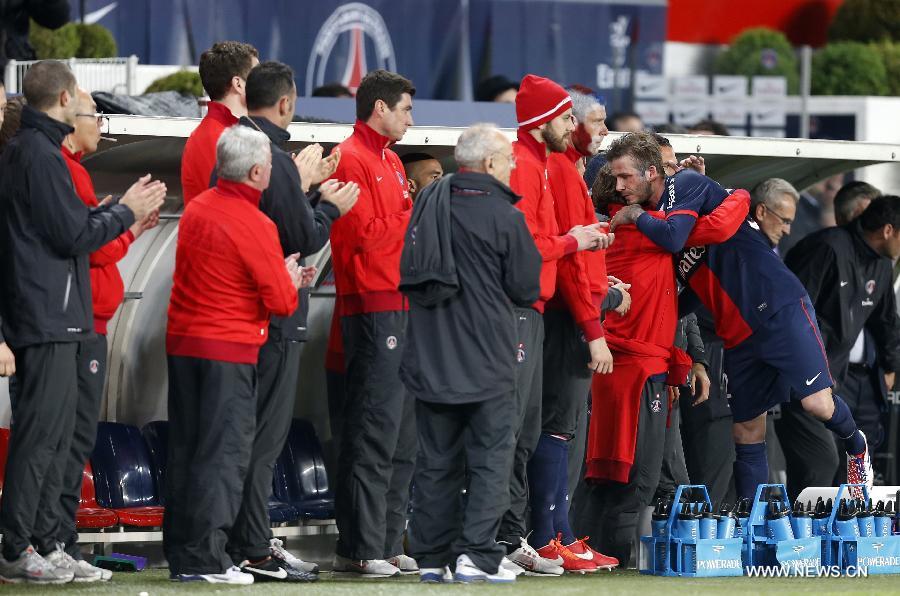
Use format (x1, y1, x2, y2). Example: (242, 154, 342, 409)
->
(145, 71, 204, 97)
(829, 0, 900, 43)
(30, 20, 117, 59)
(870, 41, 900, 96)
(713, 28, 799, 94)
(811, 42, 888, 96)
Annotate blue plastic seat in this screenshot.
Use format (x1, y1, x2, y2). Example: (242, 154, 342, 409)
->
(141, 421, 169, 506)
(91, 422, 164, 526)
(272, 419, 334, 519)
(268, 498, 300, 524)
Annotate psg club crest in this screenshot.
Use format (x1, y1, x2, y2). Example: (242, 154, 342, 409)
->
(650, 395, 662, 413)
(89, 359, 99, 374)
(865, 280, 876, 295)
(516, 343, 526, 363)
(386, 335, 398, 350)
(305, 2, 397, 96)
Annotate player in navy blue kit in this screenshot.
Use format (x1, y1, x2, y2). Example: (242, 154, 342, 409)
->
(607, 132, 872, 501)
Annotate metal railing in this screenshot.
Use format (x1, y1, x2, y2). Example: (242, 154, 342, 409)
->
(4, 55, 139, 95)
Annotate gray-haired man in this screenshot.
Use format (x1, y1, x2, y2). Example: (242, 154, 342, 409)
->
(164, 126, 308, 585)
(401, 124, 541, 583)
(750, 178, 800, 254)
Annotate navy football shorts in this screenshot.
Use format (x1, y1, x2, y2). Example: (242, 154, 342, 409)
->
(724, 295, 834, 423)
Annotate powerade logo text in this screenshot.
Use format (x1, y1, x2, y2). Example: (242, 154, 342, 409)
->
(697, 559, 740, 570)
(859, 556, 900, 567)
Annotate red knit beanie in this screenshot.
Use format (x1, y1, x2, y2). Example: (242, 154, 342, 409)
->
(515, 74, 572, 130)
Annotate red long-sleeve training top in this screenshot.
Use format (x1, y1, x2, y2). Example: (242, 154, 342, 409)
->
(180, 102, 238, 205)
(62, 145, 135, 335)
(509, 130, 578, 313)
(327, 120, 412, 316)
(166, 179, 298, 364)
(546, 145, 608, 341)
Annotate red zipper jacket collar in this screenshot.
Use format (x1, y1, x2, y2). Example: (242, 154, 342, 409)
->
(206, 101, 239, 127)
(353, 119, 394, 155)
(215, 178, 262, 207)
(516, 129, 548, 164)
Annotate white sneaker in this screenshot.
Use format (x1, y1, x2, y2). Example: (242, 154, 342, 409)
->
(500, 556, 525, 576)
(503, 537, 563, 576)
(75, 559, 112, 581)
(419, 566, 451, 583)
(332, 554, 400, 577)
(0, 546, 74, 584)
(386, 553, 419, 574)
(847, 430, 874, 499)
(453, 554, 515, 583)
(176, 565, 255, 584)
(44, 547, 105, 583)
(270, 538, 319, 574)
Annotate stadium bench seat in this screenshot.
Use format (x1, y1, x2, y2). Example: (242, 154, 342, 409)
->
(91, 422, 164, 527)
(141, 421, 169, 506)
(76, 462, 119, 529)
(272, 419, 334, 519)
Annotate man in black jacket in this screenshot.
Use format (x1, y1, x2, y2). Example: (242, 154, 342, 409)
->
(226, 60, 358, 582)
(400, 124, 541, 583)
(0, 60, 165, 583)
(778, 195, 900, 497)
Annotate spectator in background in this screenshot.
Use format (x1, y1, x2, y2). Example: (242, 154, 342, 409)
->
(400, 124, 541, 583)
(53, 89, 159, 582)
(750, 178, 800, 254)
(779, 173, 843, 255)
(229, 60, 358, 582)
(654, 123, 689, 135)
(689, 119, 730, 136)
(475, 75, 519, 103)
(181, 41, 259, 204)
(782, 195, 900, 499)
(164, 126, 304, 585)
(327, 69, 418, 577)
(834, 181, 881, 227)
(312, 83, 353, 98)
(400, 152, 443, 201)
(607, 111, 644, 133)
(0, 60, 164, 584)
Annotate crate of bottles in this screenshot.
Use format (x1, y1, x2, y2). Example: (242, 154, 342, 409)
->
(739, 484, 822, 574)
(819, 484, 900, 575)
(639, 485, 743, 577)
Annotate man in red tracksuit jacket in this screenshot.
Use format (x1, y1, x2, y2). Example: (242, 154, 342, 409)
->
(181, 41, 259, 205)
(327, 69, 418, 577)
(497, 74, 608, 576)
(164, 126, 302, 585)
(54, 90, 159, 580)
(534, 89, 624, 572)
(574, 153, 750, 566)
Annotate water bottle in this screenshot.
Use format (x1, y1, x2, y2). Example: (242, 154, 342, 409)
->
(790, 500, 812, 539)
(834, 500, 860, 538)
(873, 500, 891, 538)
(677, 502, 700, 540)
(699, 503, 718, 540)
(717, 503, 737, 539)
(766, 501, 794, 541)
(857, 499, 874, 537)
(651, 498, 669, 538)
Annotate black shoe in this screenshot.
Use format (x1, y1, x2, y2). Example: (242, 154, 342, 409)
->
(239, 556, 317, 582)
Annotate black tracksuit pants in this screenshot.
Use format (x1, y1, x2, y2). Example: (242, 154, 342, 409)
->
(408, 393, 516, 573)
(572, 379, 667, 566)
(541, 309, 592, 439)
(497, 308, 544, 546)
(334, 310, 416, 560)
(228, 337, 302, 563)
(163, 355, 257, 575)
(1, 342, 79, 559)
(58, 334, 108, 558)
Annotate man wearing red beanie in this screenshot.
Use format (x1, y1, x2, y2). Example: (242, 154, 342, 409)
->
(497, 74, 608, 575)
